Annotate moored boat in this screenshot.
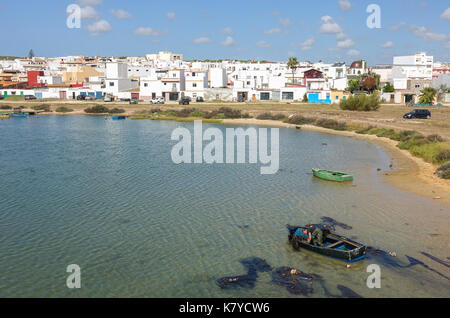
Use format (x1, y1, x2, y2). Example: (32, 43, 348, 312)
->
(112, 116, 126, 120)
(10, 113, 28, 118)
(287, 225, 366, 263)
(312, 168, 353, 182)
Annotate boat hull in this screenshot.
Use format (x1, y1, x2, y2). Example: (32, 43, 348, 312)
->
(312, 168, 353, 182)
(287, 226, 366, 262)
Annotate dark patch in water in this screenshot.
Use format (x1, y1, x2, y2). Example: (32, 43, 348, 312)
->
(117, 218, 131, 224)
(240, 257, 272, 273)
(271, 267, 314, 295)
(321, 217, 352, 230)
(236, 224, 250, 229)
(217, 257, 272, 290)
(366, 247, 450, 281)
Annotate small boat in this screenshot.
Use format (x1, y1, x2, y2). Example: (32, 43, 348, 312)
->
(112, 116, 126, 120)
(312, 168, 353, 182)
(287, 225, 366, 263)
(10, 113, 28, 118)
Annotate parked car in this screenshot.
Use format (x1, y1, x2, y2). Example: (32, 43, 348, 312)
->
(196, 96, 204, 102)
(151, 97, 165, 104)
(25, 95, 37, 100)
(120, 98, 131, 102)
(84, 95, 96, 101)
(76, 95, 86, 100)
(104, 95, 114, 102)
(403, 109, 431, 119)
(129, 98, 138, 105)
(179, 97, 190, 105)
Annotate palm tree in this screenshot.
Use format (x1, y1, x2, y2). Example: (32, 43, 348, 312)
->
(418, 87, 437, 104)
(287, 57, 299, 84)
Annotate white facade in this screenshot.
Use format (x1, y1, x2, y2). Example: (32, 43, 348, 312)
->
(209, 68, 228, 88)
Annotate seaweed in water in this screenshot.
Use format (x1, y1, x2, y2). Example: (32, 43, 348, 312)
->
(217, 257, 272, 290)
(240, 257, 272, 273)
(320, 217, 353, 230)
(271, 267, 314, 295)
(366, 247, 450, 281)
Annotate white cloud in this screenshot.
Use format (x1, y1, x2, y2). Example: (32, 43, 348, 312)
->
(80, 6, 99, 20)
(381, 41, 394, 48)
(299, 38, 315, 51)
(134, 27, 169, 37)
(86, 20, 112, 36)
(279, 18, 291, 28)
(337, 38, 354, 49)
(167, 12, 175, 21)
(409, 25, 449, 43)
(390, 22, 405, 31)
(257, 41, 271, 48)
(264, 27, 281, 35)
(440, 8, 450, 20)
(193, 37, 212, 44)
(220, 27, 233, 35)
(110, 9, 132, 20)
(347, 49, 360, 57)
(77, 0, 103, 6)
(338, 0, 352, 12)
(336, 32, 347, 40)
(319, 16, 342, 34)
(221, 36, 235, 46)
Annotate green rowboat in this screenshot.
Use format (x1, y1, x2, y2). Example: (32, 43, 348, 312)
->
(312, 168, 353, 182)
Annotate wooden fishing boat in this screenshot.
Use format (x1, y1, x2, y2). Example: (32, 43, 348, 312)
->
(287, 225, 366, 263)
(312, 168, 353, 182)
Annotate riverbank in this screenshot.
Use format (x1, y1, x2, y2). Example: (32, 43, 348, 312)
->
(223, 118, 450, 204)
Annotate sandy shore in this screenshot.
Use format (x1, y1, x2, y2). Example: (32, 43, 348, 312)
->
(223, 118, 450, 205)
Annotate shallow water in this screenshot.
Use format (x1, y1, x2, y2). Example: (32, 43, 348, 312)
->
(0, 116, 448, 298)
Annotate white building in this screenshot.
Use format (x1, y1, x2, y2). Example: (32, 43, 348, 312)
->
(104, 63, 138, 96)
(184, 70, 208, 99)
(392, 52, 433, 90)
(209, 68, 228, 88)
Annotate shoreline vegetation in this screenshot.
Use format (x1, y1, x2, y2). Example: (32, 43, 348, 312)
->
(2, 101, 449, 202)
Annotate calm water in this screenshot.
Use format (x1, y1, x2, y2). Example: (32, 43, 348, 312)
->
(0, 116, 449, 298)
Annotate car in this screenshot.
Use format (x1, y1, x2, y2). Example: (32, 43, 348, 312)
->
(151, 97, 165, 104)
(403, 109, 431, 119)
(84, 95, 96, 101)
(76, 95, 86, 100)
(120, 98, 131, 102)
(196, 96, 204, 102)
(104, 95, 114, 102)
(25, 95, 37, 100)
(129, 98, 138, 105)
(179, 97, 190, 105)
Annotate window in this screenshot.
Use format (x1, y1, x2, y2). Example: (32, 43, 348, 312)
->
(193, 83, 197, 87)
(336, 96, 339, 100)
(282, 92, 294, 100)
(144, 83, 148, 87)
(109, 82, 114, 87)
(260, 92, 270, 100)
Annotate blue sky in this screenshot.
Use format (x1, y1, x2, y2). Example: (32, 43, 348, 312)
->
(1, 0, 449, 64)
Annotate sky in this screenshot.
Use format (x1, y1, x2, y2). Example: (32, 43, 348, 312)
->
(1, 0, 449, 65)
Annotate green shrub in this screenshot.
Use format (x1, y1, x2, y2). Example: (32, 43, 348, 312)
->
(55, 106, 74, 113)
(339, 93, 381, 111)
(174, 108, 196, 117)
(426, 134, 444, 143)
(409, 143, 448, 164)
(109, 108, 125, 114)
(189, 110, 207, 118)
(32, 104, 51, 112)
(435, 149, 450, 164)
(212, 113, 226, 119)
(435, 163, 450, 179)
(0, 105, 12, 110)
(285, 115, 316, 125)
(256, 112, 286, 120)
(315, 118, 347, 131)
(398, 134, 428, 150)
(84, 105, 110, 113)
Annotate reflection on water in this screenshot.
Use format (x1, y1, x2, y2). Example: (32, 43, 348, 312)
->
(0, 116, 448, 297)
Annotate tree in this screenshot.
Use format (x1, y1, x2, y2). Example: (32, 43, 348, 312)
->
(437, 84, 449, 102)
(287, 57, 299, 84)
(418, 87, 437, 104)
(302, 93, 308, 103)
(362, 76, 377, 93)
(28, 49, 35, 59)
(347, 79, 359, 93)
(383, 82, 394, 93)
